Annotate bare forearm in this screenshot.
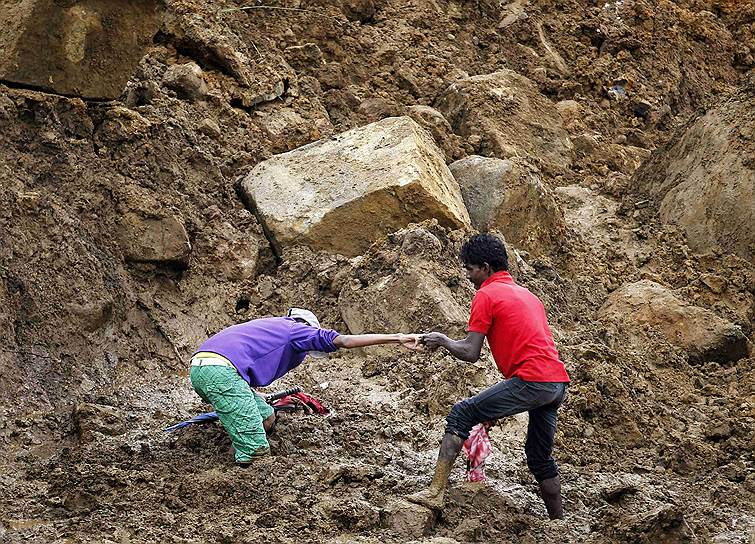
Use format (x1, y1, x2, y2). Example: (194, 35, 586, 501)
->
(334, 334, 401, 349)
(443, 338, 480, 362)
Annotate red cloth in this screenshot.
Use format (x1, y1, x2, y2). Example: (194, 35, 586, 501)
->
(467, 271, 570, 382)
(463, 421, 493, 481)
(272, 392, 330, 415)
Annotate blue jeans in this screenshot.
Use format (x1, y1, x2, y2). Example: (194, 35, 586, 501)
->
(445, 377, 568, 482)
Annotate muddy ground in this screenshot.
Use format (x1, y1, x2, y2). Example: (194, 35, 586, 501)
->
(0, 0, 754, 542)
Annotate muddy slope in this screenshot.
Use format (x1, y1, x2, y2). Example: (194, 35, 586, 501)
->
(0, 0, 753, 542)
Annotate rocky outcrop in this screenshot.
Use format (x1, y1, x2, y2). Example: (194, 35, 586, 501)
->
(0, 0, 161, 99)
(240, 116, 470, 257)
(630, 85, 755, 261)
(599, 280, 749, 364)
(435, 70, 572, 172)
(449, 155, 565, 252)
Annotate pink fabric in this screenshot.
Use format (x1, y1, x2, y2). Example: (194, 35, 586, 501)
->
(463, 421, 493, 481)
(272, 392, 330, 415)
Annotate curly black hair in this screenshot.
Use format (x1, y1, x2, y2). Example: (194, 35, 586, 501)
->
(460, 233, 509, 271)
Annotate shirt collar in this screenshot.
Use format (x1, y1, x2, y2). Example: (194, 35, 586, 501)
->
(481, 270, 513, 288)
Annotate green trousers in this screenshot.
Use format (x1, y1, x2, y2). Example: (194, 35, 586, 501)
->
(189, 365, 274, 463)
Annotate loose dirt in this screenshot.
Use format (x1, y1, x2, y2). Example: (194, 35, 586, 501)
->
(0, 0, 753, 542)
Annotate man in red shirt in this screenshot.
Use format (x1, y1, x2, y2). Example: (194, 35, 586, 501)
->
(407, 234, 570, 519)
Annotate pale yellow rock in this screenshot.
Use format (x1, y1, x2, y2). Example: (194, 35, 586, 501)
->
(240, 116, 470, 256)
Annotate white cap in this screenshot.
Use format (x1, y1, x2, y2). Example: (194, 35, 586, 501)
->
(286, 308, 327, 359)
(287, 308, 321, 328)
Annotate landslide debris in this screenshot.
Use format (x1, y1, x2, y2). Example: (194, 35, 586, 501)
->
(0, 0, 753, 542)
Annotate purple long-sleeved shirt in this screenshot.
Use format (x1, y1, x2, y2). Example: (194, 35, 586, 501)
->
(195, 317, 341, 386)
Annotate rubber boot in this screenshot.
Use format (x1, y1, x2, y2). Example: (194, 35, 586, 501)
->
(406, 434, 465, 511)
(539, 476, 564, 519)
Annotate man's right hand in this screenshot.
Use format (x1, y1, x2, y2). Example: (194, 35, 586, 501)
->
(420, 332, 449, 350)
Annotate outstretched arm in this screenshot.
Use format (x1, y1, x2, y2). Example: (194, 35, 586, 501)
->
(334, 333, 422, 350)
(421, 332, 485, 362)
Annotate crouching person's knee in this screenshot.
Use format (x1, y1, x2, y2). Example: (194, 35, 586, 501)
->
(444, 399, 476, 441)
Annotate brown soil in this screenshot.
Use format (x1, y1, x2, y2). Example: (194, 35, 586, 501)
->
(0, 0, 753, 542)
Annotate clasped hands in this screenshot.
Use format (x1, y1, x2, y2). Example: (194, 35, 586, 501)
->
(398, 332, 449, 351)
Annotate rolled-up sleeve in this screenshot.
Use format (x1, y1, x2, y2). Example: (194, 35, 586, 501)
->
(289, 322, 341, 353)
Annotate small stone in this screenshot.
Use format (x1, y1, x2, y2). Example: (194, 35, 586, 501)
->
(381, 499, 436, 538)
(162, 62, 208, 101)
(705, 421, 732, 441)
(633, 99, 653, 118)
(198, 119, 222, 139)
(284, 43, 324, 71)
(700, 274, 726, 294)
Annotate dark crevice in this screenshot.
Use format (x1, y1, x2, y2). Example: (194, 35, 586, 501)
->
(0, 79, 122, 104)
(153, 30, 240, 82)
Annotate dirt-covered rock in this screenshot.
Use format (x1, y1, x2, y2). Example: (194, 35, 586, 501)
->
(381, 499, 436, 538)
(73, 402, 126, 440)
(631, 84, 755, 261)
(162, 62, 208, 101)
(599, 280, 750, 364)
(0, 0, 161, 99)
(449, 155, 565, 253)
(338, 222, 472, 337)
(117, 213, 192, 266)
(240, 116, 470, 256)
(435, 70, 572, 173)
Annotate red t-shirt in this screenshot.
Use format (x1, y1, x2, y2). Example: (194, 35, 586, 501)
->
(468, 271, 570, 382)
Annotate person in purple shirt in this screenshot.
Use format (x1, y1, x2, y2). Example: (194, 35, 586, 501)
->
(190, 308, 422, 465)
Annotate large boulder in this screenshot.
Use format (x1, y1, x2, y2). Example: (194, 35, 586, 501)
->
(240, 117, 470, 257)
(435, 70, 572, 172)
(598, 280, 749, 364)
(449, 155, 565, 252)
(630, 85, 754, 261)
(0, 0, 161, 99)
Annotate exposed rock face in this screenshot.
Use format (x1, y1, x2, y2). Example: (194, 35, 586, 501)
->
(435, 70, 572, 172)
(630, 85, 755, 261)
(449, 155, 565, 252)
(599, 280, 749, 364)
(240, 116, 470, 257)
(0, 0, 161, 99)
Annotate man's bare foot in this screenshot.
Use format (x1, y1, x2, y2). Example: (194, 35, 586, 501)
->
(406, 488, 445, 510)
